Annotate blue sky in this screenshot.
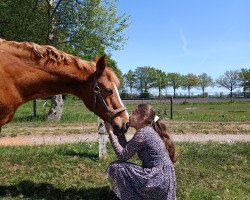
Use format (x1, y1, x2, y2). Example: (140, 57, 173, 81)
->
(112, 0, 250, 93)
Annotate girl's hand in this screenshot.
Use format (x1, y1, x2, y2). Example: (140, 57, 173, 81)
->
(104, 121, 114, 135)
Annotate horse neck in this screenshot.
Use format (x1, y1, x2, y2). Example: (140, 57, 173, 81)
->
(15, 61, 93, 103)
(0, 40, 95, 103)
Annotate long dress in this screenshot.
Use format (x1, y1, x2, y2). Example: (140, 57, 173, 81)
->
(106, 125, 176, 200)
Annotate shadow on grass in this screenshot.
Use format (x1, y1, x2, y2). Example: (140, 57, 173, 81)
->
(0, 180, 119, 200)
(13, 115, 47, 123)
(56, 149, 99, 161)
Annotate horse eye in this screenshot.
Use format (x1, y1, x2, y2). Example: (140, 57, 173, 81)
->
(105, 88, 113, 94)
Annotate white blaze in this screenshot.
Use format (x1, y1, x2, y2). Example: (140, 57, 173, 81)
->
(113, 83, 129, 118)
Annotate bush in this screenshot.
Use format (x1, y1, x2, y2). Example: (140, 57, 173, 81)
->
(138, 91, 150, 99)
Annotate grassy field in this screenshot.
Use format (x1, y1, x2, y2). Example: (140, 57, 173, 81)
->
(0, 142, 249, 200)
(10, 98, 250, 124)
(0, 98, 247, 137)
(172, 101, 250, 122)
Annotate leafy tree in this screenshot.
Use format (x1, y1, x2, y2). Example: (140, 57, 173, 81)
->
(240, 68, 250, 97)
(0, 0, 48, 43)
(216, 70, 242, 98)
(166, 73, 183, 98)
(53, 0, 130, 58)
(152, 69, 168, 98)
(197, 73, 214, 98)
(182, 73, 199, 97)
(134, 67, 156, 97)
(123, 70, 136, 97)
(0, 0, 129, 54)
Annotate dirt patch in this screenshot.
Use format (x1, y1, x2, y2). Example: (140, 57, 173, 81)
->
(2, 122, 250, 137)
(0, 133, 249, 147)
(0, 122, 249, 146)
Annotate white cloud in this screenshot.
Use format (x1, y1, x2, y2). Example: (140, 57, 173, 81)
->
(179, 27, 188, 52)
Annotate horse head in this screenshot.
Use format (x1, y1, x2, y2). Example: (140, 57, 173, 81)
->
(82, 55, 129, 134)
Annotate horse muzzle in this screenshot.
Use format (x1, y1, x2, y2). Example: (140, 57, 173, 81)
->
(113, 121, 129, 135)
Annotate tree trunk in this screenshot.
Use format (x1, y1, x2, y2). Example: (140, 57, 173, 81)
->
(158, 87, 161, 98)
(173, 87, 176, 98)
(230, 84, 233, 98)
(47, 0, 63, 121)
(47, 95, 63, 121)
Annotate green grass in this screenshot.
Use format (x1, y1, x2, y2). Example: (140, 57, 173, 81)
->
(12, 98, 97, 124)
(0, 142, 249, 199)
(172, 101, 250, 122)
(10, 98, 250, 125)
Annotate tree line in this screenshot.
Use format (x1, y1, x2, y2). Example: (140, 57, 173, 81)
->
(122, 67, 250, 98)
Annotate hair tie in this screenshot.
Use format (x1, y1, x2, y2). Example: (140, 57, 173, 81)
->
(154, 115, 159, 122)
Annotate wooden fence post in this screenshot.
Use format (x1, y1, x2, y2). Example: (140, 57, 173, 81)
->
(170, 97, 173, 119)
(33, 99, 37, 117)
(98, 117, 107, 160)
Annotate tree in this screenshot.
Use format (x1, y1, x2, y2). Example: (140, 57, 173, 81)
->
(240, 68, 250, 97)
(134, 67, 156, 97)
(0, 0, 129, 55)
(0, 0, 129, 120)
(182, 73, 199, 97)
(216, 70, 242, 98)
(152, 69, 168, 98)
(0, 0, 48, 43)
(166, 73, 183, 98)
(123, 70, 136, 97)
(197, 73, 214, 98)
(53, 0, 129, 58)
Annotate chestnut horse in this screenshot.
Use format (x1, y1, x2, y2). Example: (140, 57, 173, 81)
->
(0, 39, 129, 133)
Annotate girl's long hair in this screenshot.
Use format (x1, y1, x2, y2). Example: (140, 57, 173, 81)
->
(137, 104, 176, 163)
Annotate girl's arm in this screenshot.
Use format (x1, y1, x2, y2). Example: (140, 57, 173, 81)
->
(105, 122, 145, 161)
(104, 122, 127, 147)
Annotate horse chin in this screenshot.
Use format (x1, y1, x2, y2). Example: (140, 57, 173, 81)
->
(113, 122, 129, 135)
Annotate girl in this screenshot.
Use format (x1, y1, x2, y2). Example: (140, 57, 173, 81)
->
(105, 103, 176, 200)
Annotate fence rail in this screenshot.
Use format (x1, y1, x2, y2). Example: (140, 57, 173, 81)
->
(10, 96, 250, 124)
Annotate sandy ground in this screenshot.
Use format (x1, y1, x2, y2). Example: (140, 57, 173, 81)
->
(0, 130, 249, 146)
(0, 122, 249, 146)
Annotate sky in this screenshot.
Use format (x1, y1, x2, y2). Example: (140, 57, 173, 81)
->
(112, 0, 250, 94)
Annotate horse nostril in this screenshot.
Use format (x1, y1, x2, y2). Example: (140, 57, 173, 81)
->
(125, 122, 130, 130)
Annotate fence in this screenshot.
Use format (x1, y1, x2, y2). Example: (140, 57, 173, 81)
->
(122, 97, 250, 122)
(28, 94, 250, 123)
(10, 96, 250, 158)
(120, 91, 250, 99)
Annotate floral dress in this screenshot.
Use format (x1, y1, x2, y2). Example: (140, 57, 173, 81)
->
(106, 126, 176, 200)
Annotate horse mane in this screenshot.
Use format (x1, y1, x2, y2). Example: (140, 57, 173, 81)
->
(0, 38, 94, 73)
(0, 38, 120, 86)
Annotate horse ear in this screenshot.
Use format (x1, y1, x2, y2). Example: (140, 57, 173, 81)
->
(94, 55, 100, 63)
(96, 55, 107, 76)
